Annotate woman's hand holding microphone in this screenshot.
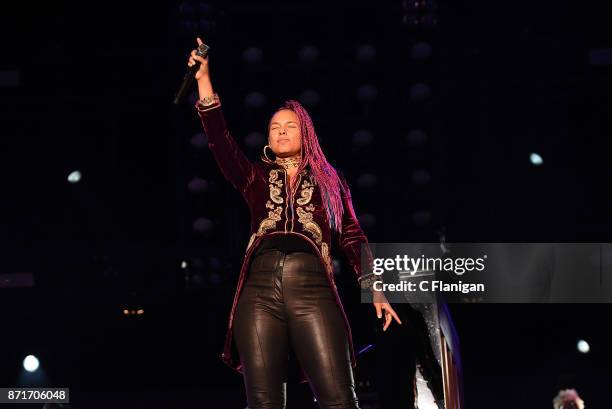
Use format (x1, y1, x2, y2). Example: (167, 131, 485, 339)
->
(187, 37, 214, 100)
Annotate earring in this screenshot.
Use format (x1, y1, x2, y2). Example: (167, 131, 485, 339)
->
(263, 144, 275, 162)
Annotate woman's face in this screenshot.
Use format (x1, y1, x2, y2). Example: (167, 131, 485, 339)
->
(268, 109, 302, 158)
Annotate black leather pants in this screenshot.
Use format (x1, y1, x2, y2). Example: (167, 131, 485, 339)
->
(233, 250, 360, 409)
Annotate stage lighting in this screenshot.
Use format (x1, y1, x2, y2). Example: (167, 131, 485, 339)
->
(122, 309, 145, 316)
(23, 355, 39, 373)
(67, 170, 81, 183)
(402, 0, 435, 11)
(244, 92, 266, 108)
(244, 131, 265, 149)
(188, 177, 209, 193)
(208, 256, 222, 270)
(209, 271, 222, 285)
(411, 41, 433, 60)
(530, 152, 543, 166)
(178, 2, 216, 32)
(355, 44, 376, 63)
(357, 173, 378, 189)
(406, 129, 428, 145)
(299, 90, 320, 107)
(178, 2, 194, 14)
(402, 15, 439, 29)
(357, 84, 378, 103)
(577, 339, 590, 353)
(242, 47, 264, 64)
(352, 129, 374, 146)
(193, 217, 214, 233)
(412, 210, 432, 225)
(298, 46, 320, 64)
(411, 169, 432, 185)
(409, 82, 431, 101)
(190, 132, 207, 149)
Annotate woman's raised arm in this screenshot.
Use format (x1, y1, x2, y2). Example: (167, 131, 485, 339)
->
(188, 38, 255, 196)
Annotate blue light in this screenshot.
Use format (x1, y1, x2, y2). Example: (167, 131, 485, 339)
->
(530, 152, 543, 166)
(67, 170, 82, 183)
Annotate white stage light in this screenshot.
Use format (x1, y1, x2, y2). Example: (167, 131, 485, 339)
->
(530, 152, 543, 166)
(577, 339, 590, 353)
(23, 355, 39, 372)
(67, 170, 82, 183)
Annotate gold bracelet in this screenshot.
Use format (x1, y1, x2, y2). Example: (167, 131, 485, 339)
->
(197, 93, 220, 107)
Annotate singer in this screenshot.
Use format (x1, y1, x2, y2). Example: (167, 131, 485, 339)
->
(187, 37, 401, 409)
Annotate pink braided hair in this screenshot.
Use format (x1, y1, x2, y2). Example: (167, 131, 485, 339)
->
(270, 100, 344, 234)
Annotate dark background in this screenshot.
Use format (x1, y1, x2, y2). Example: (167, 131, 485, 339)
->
(1, 0, 611, 408)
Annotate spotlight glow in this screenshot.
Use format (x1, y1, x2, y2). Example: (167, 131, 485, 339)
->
(577, 339, 590, 353)
(193, 217, 214, 233)
(357, 84, 378, 102)
(244, 92, 266, 108)
(356, 44, 376, 62)
(67, 170, 82, 183)
(409, 83, 431, 101)
(242, 47, 263, 64)
(299, 90, 320, 107)
(530, 152, 543, 166)
(298, 46, 320, 63)
(352, 129, 374, 146)
(23, 355, 39, 372)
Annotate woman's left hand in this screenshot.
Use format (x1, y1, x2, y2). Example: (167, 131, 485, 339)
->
(373, 290, 402, 331)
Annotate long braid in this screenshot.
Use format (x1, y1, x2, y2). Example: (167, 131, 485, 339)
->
(273, 100, 344, 235)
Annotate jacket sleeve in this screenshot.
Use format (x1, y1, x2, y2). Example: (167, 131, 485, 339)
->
(337, 174, 377, 289)
(195, 96, 255, 196)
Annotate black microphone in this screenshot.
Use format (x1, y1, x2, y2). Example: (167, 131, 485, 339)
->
(173, 42, 211, 105)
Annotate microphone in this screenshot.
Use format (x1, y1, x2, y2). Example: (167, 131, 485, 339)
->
(173, 42, 211, 105)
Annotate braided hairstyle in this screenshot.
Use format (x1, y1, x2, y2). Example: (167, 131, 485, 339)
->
(269, 100, 345, 234)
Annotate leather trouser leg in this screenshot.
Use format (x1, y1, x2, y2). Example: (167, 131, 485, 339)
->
(233, 250, 360, 409)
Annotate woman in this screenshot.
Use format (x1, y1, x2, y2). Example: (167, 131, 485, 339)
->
(187, 37, 401, 409)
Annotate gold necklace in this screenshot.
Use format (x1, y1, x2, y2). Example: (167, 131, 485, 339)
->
(275, 155, 301, 169)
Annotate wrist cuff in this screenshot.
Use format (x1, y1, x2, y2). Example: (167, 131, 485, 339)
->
(195, 93, 221, 112)
(358, 273, 382, 291)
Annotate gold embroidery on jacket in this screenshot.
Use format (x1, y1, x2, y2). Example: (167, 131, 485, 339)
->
(321, 242, 333, 272)
(295, 172, 325, 252)
(296, 186, 314, 205)
(247, 169, 287, 252)
(257, 207, 283, 236)
(269, 169, 284, 204)
(301, 179, 313, 189)
(296, 206, 322, 245)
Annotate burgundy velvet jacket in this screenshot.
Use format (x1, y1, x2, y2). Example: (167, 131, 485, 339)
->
(195, 96, 375, 378)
